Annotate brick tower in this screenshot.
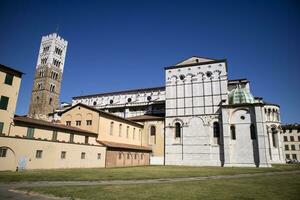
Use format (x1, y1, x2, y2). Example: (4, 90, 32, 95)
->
(28, 33, 68, 119)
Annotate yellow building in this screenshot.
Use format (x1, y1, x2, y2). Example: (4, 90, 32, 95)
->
(59, 103, 151, 167)
(0, 116, 105, 171)
(0, 64, 23, 135)
(128, 115, 165, 165)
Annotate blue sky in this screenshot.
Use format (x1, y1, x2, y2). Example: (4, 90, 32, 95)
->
(0, 0, 299, 124)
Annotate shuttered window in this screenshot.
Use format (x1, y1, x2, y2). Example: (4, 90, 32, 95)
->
(0, 96, 9, 110)
(26, 127, 35, 138)
(4, 73, 13, 85)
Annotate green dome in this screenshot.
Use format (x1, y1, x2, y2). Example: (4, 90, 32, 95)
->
(228, 86, 255, 105)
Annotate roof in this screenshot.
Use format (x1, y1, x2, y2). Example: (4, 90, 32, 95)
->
(0, 64, 24, 77)
(165, 57, 227, 70)
(127, 115, 164, 122)
(73, 86, 165, 99)
(97, 140, 152, 151)
(228, 79, 249, 85)
(60, 103, 143, 128)
(282, 124, 300, 129)
(14, 116, 98, 136)
(263, 101, 280, 108)
(174, 56, 215, 66)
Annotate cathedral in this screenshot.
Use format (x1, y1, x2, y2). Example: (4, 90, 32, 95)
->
(72, 57, 284, 167)
(0, 33, 285, 171)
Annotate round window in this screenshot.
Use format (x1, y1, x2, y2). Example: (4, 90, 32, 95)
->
(240, 116, 245, 120)
(147, 96, 152, 101)
(179, 74, 185, 80)
(206, 71, 212, 77)
(110, 99, 113, 104)
(127, 98, 132, 103)
(93, 101, 97, 106)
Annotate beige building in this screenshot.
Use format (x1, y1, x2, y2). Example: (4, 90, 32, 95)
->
(0, 64, 23, 135)
(0, 116, 105, 171)
(282, 124, 300, 161)
(128, 115, 165, 165)
(59, 103, 151, 167)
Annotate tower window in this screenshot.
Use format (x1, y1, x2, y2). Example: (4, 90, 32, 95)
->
(41, 58, 48, 65)
(175, 122, 181, 138)
(50, 84, 55, 93)
(0, 96, 9, 110)
(4, 73, 13, 85)
(55, 47, 63, 56)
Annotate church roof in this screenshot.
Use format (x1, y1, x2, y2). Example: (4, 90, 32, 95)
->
(73, 86, 165, 99)
(165, 56, 226, 70)
(175, 56, 215, 66)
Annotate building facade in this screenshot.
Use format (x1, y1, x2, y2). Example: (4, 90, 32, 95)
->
(28, 33, 68, 119)
(59, 103, 151, 168)
(282, 124, 300, 161)
(0, 64, 23, 135)
(73, 56, 285, 167)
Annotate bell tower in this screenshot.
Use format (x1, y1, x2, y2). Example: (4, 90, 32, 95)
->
(28, 33, 68, 119)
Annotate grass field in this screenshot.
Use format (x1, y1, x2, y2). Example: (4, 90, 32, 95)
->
(0, 164, 299, 182)
(21, 173, 300, 200)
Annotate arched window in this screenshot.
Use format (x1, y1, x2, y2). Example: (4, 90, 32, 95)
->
(250, 124, 256, 140)
(213, 122, 220, 138)
(110, 122, 114, 135)
(150, 126, 156, 136)
(149, 126, 156, 145)
(49, 98, 52, 105)
(272, 128, 278, 146)
(230, 125, 236, 140)
(118, 124, 122, 137)
(175, 122, 181, 138)
(126, 126, 129, 138)
(213, 122, 220, 145)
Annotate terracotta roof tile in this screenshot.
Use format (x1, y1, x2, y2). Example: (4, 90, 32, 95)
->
(127, 115, 164, 122)
(97, 140, 152, 151)
(14, 116, 97, 135)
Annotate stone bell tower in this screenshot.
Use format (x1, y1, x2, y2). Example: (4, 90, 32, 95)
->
(28, 33, 68, 119)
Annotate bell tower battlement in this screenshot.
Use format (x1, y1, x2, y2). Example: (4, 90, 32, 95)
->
(28, 33, 68, 119)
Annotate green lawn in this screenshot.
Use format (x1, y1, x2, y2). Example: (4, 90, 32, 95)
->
(21, 173, 300, 200)
(0, 164, 299, 182)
